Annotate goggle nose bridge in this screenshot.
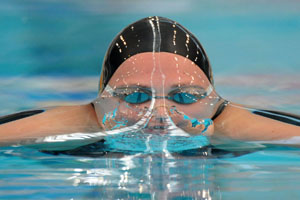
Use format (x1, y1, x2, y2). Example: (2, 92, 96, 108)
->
(150, 95, 172, 100)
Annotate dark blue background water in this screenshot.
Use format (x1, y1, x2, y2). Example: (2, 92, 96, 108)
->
(1, 0, 300, 76)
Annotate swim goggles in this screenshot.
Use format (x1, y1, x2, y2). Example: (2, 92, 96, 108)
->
(109, 85, 214, 105)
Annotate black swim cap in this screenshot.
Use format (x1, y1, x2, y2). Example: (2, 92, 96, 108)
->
(99, 16, 213, 92)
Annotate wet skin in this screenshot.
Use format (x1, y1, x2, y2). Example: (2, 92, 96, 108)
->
(99, 52, 300, 143)
(97, 52, 221, 135)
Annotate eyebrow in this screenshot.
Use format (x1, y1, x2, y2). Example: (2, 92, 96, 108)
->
(170, 84, 205, 90)
(114, 85, 153, 93)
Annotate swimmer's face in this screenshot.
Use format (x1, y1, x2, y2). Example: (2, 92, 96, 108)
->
(99, 52, 220, 134)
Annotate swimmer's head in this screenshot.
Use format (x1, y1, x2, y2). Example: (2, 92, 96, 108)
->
(94, 16, 220, 136)
(99, 16, 213, 92)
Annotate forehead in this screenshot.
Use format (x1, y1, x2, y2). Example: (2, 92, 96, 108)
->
(108, 52, 210, 88)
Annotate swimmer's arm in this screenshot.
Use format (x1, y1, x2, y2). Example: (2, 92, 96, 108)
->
(213, 102, 300, 142)
(0, 104, 101, 145)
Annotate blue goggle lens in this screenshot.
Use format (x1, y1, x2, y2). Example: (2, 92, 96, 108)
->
(124, 92, 151, 104)
(171, 93, 198, 104)
(123, 92, 198, 104)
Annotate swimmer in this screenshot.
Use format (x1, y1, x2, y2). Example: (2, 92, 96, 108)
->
(0, 16, 300, 149)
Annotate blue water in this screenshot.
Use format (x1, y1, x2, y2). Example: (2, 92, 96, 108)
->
(1, 145, 300, 199)
(1, 0, 300, 199)
(1, 0, 300, 76)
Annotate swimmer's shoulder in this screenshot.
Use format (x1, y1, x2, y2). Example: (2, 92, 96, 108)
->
(0, 103, 101, 145)
(213, 102, 300, 141)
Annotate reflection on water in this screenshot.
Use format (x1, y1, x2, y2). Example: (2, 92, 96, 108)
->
(1, 146, 300, 199)
(0, 146, 221, 199)
(70, 154, 219, 199)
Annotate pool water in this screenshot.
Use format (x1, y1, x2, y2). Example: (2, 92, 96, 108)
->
(1, 0, 300, 199)
(1, 140, 300, 199)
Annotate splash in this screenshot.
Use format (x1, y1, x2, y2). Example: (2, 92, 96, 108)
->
(103, 131, 210, 153)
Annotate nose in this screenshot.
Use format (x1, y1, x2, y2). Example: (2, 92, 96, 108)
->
(148, 104, 171, 125)
(153, 104, 169, 116)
